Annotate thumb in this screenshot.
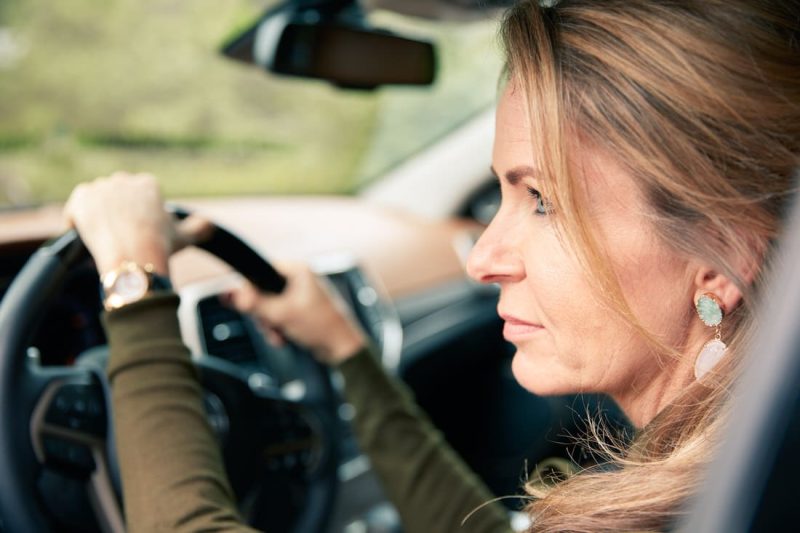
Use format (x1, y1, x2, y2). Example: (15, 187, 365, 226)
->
(173, 215, 215, 252)
(223, 281, 261, 314)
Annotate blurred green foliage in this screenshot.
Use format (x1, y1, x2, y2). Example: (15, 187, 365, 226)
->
(0, 0, 501, 206)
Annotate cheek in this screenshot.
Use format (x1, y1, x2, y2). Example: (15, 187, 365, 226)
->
(509, 232, 687, 396)
(522, 238, 605, 357)
(508, 239, 612, 394)
(613, 242, 693, 347)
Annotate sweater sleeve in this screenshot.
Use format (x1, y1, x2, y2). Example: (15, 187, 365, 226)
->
(338, 350, 513, 533)
(104, 293, 512, 533)
(104, 293, 258, 533)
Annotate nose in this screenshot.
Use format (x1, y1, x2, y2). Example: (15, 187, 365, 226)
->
(466, 214, 525, 284)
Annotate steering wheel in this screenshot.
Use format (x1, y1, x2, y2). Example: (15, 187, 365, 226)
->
(0, 210, 341, 532)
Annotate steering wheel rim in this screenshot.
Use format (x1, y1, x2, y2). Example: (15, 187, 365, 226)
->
(0, 212, 341, 532)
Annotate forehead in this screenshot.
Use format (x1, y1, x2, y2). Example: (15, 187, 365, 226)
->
(494, 84, 533, 151)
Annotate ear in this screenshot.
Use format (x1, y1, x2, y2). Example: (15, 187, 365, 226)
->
(692, 266, 743, 316)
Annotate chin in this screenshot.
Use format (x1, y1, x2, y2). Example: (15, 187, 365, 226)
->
(510, 347, 578, 397)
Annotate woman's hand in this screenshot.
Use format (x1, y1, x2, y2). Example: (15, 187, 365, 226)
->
(226, 264, 367, 365)
(64, 172, 209, 277)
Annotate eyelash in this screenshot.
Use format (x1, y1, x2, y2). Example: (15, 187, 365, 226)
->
(527, 187, 550, 215)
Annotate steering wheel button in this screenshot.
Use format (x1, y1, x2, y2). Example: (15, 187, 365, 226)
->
(73, 399, 87, 414)
(212, 323, 232, 341)
(45, 384, 107, 436)
(43, 437, 95, 474)
(54, 394, 70, 413)
(87, 397, 102, 417)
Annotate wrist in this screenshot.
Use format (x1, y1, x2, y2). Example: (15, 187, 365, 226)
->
(325, 326, 367, 364)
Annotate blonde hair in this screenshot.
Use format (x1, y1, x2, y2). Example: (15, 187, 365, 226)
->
(499, 1, 800, 531)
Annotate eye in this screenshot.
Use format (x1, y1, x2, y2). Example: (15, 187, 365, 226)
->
(526, 186, 551, 215)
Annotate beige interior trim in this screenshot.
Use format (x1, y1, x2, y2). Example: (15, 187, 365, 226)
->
(0, 198, 479, 299)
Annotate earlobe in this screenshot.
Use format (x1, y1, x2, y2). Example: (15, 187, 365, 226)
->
(692, 267, 744, 315)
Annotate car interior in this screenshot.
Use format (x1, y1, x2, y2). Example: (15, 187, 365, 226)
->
(0, 0, 797, 532)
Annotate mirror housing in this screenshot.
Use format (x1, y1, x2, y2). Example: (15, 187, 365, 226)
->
(221, 0, 436, 90)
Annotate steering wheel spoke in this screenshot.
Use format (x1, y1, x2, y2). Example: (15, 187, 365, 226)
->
(20, 361, 124, 533)
(29, 366, 107, 473)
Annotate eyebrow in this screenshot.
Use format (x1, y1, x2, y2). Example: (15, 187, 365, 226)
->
(489, 165, 537, 186)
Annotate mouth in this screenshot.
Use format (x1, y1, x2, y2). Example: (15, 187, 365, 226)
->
(499, 311, 545, 341)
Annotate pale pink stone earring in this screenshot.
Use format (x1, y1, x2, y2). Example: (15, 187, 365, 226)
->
(694, 293, 728, 380)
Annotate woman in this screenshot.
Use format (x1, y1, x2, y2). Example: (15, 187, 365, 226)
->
(65, 0, 800, 531)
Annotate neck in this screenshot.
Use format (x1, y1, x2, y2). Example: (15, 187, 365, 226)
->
(614, 320, 716, 427)
(612, 351, 697, 428)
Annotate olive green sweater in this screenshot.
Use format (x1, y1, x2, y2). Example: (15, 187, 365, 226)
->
(105, 293, 512, 532)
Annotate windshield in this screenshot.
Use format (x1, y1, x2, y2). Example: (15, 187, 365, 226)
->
(0, 0, 502, 207)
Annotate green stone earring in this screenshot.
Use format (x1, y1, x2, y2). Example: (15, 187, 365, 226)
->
(694, 293, 727, 380)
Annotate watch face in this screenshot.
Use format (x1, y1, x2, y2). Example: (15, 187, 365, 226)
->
(115, 270, 148, 299)
(108, 269, 149, 307)
(102, 262, 168, 310)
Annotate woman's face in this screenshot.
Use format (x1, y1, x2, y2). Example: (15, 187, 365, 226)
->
(467, 86, 698, 424)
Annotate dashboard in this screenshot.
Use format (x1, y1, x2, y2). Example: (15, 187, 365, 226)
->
(0, 196, 475, 372)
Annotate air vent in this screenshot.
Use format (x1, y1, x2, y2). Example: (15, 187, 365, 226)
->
(197, 296, 259, 364)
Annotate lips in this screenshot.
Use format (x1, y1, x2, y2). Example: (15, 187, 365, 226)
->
(499, 311, 544, 340)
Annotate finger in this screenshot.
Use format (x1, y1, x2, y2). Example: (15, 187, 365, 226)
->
(226, 281, 292, 327)
(222, 288, 286, 347)
(109, 171, 131, 181)
(224, 282, 261, 314)
(173, 215, 215, 251)
(62, 182, 88, 228)
(263, 326, 286, 348)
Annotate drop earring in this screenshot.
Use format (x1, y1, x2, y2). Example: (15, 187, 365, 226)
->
(694, 293, 728, 380)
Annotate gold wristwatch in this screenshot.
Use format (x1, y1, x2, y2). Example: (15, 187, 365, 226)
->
(101, 261, 172, 311)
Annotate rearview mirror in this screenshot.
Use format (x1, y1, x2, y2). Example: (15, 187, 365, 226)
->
(221, 0, 436, 90)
